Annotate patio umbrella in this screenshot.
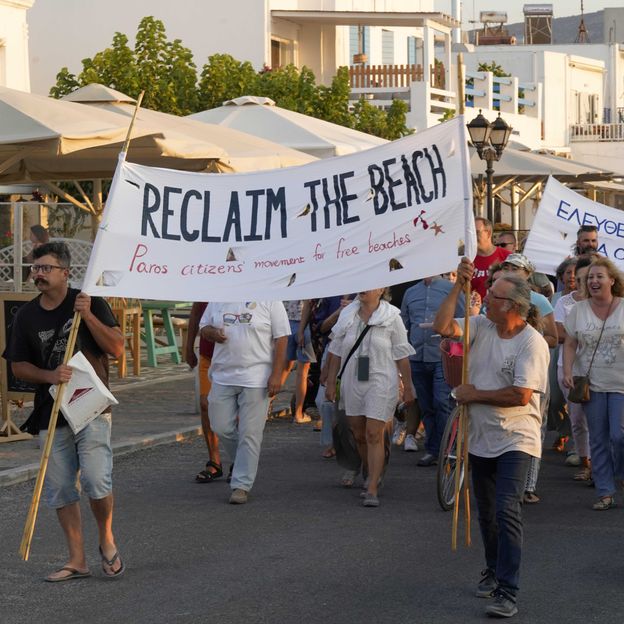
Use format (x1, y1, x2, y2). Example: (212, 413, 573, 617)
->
(470, 145, 613, 182)
(0, 86, 177, 183)
(187, 95, 388, 158)
(62, 85, 315, 173)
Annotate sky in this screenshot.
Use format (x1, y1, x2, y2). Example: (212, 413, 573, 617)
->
(27, 0, 612, 95)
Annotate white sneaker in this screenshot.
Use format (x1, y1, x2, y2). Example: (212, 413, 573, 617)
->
(404, 434, 419, 452)
(392, 419, 407, 446)
(565, 452, 581, 467)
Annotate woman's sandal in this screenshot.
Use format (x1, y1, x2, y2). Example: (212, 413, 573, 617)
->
(340, 469, 358, 488)
(523, 491, 540, 504)
(195, 460, 223, 483)
(321, 448, 336, 459)
(592, 496, 616, 511)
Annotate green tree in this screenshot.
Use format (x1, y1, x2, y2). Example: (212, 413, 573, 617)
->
(197, 54, 258, 110)
(49, 67, 80, 99)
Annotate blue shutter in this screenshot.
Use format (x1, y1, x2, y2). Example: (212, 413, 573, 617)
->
(382, 30, 394, 65)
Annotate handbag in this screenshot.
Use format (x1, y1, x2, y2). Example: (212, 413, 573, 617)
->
(332, 324, 372, 470)
(568, 301, 612, 404)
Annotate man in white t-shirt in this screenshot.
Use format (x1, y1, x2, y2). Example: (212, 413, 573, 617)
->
(433, 260, 549, 619)
(200, 301, 290, 504)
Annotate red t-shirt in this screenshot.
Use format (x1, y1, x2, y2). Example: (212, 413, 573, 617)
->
(195, 302, 215, 358)
(471, 247, 511, 299)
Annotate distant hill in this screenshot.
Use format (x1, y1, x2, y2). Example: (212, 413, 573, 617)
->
(470, 10, 604, 45)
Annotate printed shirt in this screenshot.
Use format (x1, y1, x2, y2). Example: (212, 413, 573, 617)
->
(471, 247, 511, 299)
(455, 315, 550, 458)
(200, 301, 290, 388)
(564, 298, 624, 393)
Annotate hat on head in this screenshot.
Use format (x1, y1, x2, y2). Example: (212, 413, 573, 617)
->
(503, 253, 535, 273)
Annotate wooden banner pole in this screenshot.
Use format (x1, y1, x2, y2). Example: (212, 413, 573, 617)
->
(452, 279, 472, 550)
(19, 90, 145, 561)
(19, 312, 81, 560)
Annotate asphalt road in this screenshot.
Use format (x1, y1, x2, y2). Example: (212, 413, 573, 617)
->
(2, 421, 623, 624)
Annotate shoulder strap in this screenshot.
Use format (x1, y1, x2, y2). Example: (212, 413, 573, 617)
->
(338, 325, 371, 380)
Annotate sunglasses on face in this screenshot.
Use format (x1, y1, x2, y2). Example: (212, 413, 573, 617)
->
(30, 264, 66, 274)
(496, 242, 514, 248)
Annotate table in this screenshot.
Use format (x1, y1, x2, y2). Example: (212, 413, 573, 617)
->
(141, 301, 192, 367)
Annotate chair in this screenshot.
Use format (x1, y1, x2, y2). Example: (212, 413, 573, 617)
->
(108, 297, 142, 378)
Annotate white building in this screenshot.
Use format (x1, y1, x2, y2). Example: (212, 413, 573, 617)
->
(0, 0, 34, 91)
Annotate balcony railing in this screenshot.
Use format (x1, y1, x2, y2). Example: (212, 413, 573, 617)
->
(570, 123, 624, 142)
(348, 63, 445, 90)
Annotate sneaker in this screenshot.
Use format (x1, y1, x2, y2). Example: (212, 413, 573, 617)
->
(404, 434, 419, 452)
(476, 568, 497, 598)
(229, 488, 248, 505)
(417, 453, 438, 467)
(485, 590, 518, 618)
(565, 452, 581, 467)
(392, 419, 407, 445)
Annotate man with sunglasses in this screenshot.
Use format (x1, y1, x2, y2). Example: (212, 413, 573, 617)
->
(200, 300, 290, 504)
(4, 242, 125, 581)
(495, 232, 517, 254)
(433, 258, 549, 619)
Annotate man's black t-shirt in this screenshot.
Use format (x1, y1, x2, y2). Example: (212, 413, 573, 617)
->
(4, 288, 119, 433)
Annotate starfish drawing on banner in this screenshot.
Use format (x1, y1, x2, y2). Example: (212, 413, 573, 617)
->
(287, 273, 297, 287)
(297, 203, 311, 217)
(124, 179, 140, 189)
(389, 259, 403, 272)
(413, 209, 429, 230)
(430, 222, 445, 236)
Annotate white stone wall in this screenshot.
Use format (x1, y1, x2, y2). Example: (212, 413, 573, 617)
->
(0, 0, 34, 91)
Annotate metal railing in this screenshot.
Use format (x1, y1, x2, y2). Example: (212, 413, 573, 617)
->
(570, 123, 624, 142)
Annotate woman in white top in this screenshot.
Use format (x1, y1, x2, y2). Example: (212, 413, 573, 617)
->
(553, 255, 593, 481)
(563, 257, 624, 510)
(325, 289, 415, 507)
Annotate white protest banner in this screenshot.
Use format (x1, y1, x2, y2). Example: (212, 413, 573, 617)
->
(524, 177, 624, 275)
(83, 117, 475, 301)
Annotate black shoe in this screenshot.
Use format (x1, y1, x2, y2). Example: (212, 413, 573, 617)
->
(417, 453, 438, 467)
(485, 590, 518, 618)
(476, 568, 497, 598)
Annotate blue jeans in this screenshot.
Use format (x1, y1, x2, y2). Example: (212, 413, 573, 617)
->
(409, 360, 452, 456)
(583, 391, 624, 498)
(470, 451, 532, 600)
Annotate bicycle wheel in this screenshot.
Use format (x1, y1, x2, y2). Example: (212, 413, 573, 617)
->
(436, 406, 465, 511)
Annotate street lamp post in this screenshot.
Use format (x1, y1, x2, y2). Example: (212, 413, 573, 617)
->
(467, 110, 512, 223)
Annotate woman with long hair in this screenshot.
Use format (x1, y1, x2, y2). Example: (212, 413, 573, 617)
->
(325, 288, 415, 507)
(563, 257, 624, 510)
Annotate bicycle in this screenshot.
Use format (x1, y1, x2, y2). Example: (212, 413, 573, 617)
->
(437, 405, 465, 511)
(436, 339, 466, 511)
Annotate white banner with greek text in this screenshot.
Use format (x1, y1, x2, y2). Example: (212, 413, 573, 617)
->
(83, 117, 475, 301)
(524, 176, 624, 275)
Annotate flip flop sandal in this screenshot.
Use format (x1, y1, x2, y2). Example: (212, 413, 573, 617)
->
(195, 460, 223, 483)
(45, 566, 91, 583)
(99, 546, 125, 579)
(523, 492, 540, 504)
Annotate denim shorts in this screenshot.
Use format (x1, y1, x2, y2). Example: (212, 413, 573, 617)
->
(286, 320, 317, 363)
(39, 413, 113, 509)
